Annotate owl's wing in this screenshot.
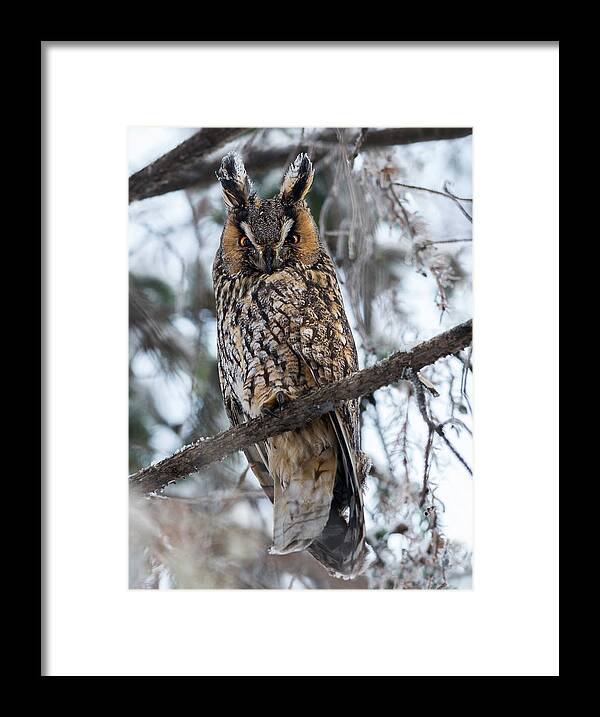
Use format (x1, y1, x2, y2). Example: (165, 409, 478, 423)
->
(308, 411, 373, 579)
(223, 393, 274, 501)
(294, 350, 373, 579)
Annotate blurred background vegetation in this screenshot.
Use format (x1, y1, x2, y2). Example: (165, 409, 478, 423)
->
(129, 127, 473, 589)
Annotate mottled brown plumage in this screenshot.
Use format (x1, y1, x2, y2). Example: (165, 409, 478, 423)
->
(213, 152, 373, 578)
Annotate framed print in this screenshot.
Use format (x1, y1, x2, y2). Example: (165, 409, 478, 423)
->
(43, 40, 559, 676)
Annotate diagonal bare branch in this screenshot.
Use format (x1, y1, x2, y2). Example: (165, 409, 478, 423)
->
(129, 319, 472, 495)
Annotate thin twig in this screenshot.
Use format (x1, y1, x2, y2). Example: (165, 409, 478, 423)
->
(393, 181, 472, 202)
(415, 238, 472, 251)
(392, 181, 473, 223)
(349, 128, 369, 168)
(406, 367, 473, 478)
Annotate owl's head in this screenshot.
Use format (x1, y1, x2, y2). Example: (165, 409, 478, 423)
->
(216, 151, 320, 276)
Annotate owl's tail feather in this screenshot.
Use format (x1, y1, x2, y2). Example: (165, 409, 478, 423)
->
(269, 432, 337, 556)
(308, 507, 375, 580)
(246, 414, 374, 579)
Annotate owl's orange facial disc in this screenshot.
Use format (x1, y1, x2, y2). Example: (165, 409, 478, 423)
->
(221, 218, 253, 274)
(218, 152, 321, 276)
(221, 206, 321, 276)
(288, 208, 320, 265)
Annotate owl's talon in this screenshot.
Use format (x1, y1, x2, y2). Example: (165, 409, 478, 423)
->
(261, 392, 288, 417)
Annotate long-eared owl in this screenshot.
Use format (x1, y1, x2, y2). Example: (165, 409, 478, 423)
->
(213, 151, 373, 579)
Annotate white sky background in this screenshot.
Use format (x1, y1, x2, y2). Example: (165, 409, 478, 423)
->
(128, 127, 473, 554)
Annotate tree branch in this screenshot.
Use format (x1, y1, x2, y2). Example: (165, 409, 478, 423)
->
(128, 127, 473, 204)
(319, 127, 472, 148)
(406, 367, 473, 478)
(128, 127, 253, 203)
(129, 320, 472, 495)
(391, 181, 473, 223)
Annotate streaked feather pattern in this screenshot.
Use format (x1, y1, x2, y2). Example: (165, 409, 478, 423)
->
(213, 152, 373, 579)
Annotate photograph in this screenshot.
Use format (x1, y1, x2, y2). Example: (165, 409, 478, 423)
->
(43, 41, 558, 676)
(128, 127, 474, 589)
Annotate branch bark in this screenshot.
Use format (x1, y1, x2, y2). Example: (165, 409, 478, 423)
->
(129, 319, 472, 495)
(318, 127, 472, 148)
(128, 127, 253, 203)
(128, 127, 473, 204)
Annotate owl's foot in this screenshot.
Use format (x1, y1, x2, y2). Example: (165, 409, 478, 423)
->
(260, 391, 287, 417)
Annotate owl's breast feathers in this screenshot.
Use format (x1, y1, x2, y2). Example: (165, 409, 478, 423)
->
(214, 256, 373, 578)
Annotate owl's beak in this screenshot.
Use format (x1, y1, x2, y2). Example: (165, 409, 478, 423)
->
(260, 246, 278, 274)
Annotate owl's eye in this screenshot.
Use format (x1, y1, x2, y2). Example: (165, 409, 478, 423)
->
(238, 236, 252, 248)
(287, 234, 301, 245)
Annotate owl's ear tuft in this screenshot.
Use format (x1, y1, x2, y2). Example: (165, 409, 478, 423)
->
(216, 152, 254, 209)
(280, 153, 314, 204)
